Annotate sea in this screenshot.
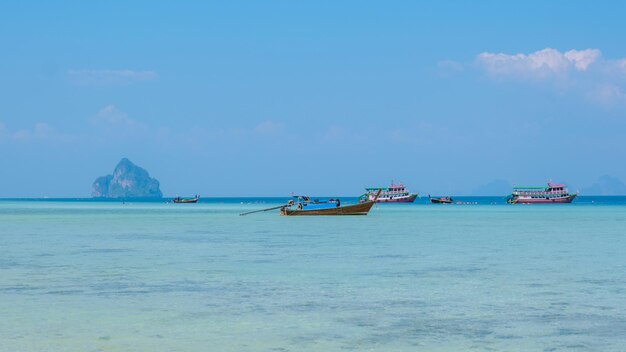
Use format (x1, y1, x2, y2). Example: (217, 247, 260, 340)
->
(1, 196, 626, 351)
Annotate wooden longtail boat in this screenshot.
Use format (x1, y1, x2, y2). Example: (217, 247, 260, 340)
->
(280, 200, 375, 216)
(172, 195, 200, 203)
(429, 195, 453, 204)
(280, 190, 381, 216)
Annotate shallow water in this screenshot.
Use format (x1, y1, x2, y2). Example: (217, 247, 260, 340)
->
(1, 198, 626, 351)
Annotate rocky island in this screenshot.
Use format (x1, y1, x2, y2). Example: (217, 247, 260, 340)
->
(92, 158, 163, 198)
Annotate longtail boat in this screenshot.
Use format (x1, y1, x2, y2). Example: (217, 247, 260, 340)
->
(280, 190, 381, 216)
(172, 195, 200, 203)
(506, 183, 577, 204)
(239, 190, 381, 216)
(429, 195, 453, 204)
(280, 198, 376, 216)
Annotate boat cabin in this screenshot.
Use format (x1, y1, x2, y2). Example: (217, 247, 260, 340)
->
(292, 196, 341, 210)
(512, 183, 570, 197)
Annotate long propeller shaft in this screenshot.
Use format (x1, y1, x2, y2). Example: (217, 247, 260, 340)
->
(239, 204, 288, 216)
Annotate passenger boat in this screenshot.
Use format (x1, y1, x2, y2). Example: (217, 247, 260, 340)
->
(429, 195, 453, 204)
(360, 183, 418, 203)
(506, 183, 576, 204)
(280, 190, 381, 216)
(172, 195, 200, 203)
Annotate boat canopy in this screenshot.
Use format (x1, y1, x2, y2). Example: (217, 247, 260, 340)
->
(513, 186, 547, 190)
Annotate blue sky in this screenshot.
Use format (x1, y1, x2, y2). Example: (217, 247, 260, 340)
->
(1, 1, 626, 197)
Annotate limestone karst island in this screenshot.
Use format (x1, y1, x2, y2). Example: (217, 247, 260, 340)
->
(91, 158, 162, 198)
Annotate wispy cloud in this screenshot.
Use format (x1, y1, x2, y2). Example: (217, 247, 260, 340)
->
(13, 123, 51, 140)
(67, 69, 158, 85)
(471, 48, 626, 107)
(476, 48, 601, 80)
(8, 122, 70, 142)
(319, 125, 373, 144)
(588, 84, 626, 106)
(254, 120, 285, 135)
(91, 105, 143, 129)
(322, 125, 346, 141)
(437, 59, 465, 77)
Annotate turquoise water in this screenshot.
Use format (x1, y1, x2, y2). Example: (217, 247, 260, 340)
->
(1, 198, 626, 351)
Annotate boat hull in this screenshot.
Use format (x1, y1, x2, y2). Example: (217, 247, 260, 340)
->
(280, 201, 375, 216)
(430, 197, 453, 204)
(172, 198, 199, 203)
(374, 194, 418, 203)
(509, 194, 577, 204)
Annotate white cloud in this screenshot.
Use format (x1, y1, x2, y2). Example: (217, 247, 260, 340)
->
(588, 84, 626, 106)
(476, 48, 601, 79)
(564, 49, 601, 70)
(604, 58, 626, 76)
(0, 122, 77, 143)
(472, 48, 626, 107)
(67, 69, 158, 85)
(11, 123, 61, 141)
(254, 120, 285, 135)
(321, 125, 369, 143)
(92, 105, 143, 129)
(437, 60, 464, 77)
(14, 123, 50, 140)
(619, 59, 626, 72)
(0, 122, 9, 141)
(322, 125, 346, 141)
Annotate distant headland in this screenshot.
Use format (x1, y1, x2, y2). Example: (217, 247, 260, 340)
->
(92, 158, 162, 198)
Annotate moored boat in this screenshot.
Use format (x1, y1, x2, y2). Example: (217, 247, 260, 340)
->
(281, 190, 381, 216)
(172, 195, 200, 203)
(506, 183, 576, 204)
(429, 195, 453, 204)
(360, 183, 417, 203)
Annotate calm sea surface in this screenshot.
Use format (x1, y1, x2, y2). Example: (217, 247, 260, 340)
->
(1, 197, 626, 351)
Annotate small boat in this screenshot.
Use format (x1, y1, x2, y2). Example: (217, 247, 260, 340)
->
(429, 195, 453, 204)
(360, 182, 418, 203)
(172, 195, 200, 203)
(238, 190, 381, 216)
(506, 183, 576, 204)
(280, 190, 381, 216)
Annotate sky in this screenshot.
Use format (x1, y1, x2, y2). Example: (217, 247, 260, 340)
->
(1, 1, 626, 197)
